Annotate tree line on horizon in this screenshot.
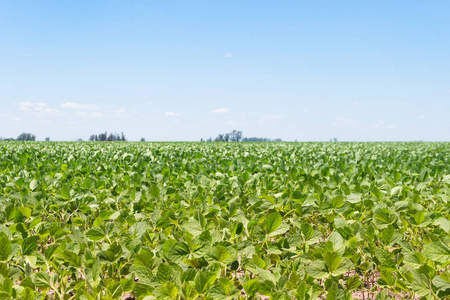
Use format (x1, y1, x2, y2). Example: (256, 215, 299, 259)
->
(1, 130, 282, 142)
(0, 133, 37, 141)
(202, 130, 282, 142)
(89, 132, 127, 141)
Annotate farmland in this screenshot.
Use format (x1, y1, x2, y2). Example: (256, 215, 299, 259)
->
(1, 142, 450, 299)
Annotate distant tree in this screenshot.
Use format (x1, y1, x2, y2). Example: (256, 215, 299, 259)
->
(229, 130, 243, 142)
(224, 134, 230, 142)
(45, 137, 50, 141)
(236, 131, 243, 142)
(98, 132, 107, 141)
(140, 138, 145, 142)
(90, 132, 126, 142)
(17, 133, 36, 141)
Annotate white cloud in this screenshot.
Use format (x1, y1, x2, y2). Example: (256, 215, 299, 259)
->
(226, 121, 239, 126)
(331, 117, 360, 127)
(353, 102, 359, 106)
(45, 108, 61, 113)
(61, 103, 127, 119)
(267, 114, 283, 120)
(109, 108, 127, 116)
(370, 121, 395, 129)
(302, 109, 310, 113)
(14, 102, 63, 123)
(418, 115, 426, 119)
(224, 53, 233, 57)
(17, 102, 47, 111)
(164, 112, 181, 117)
(25, 54, 33, 57)
(210, 108, 229, 113)
(16, 102, 61, 114)
(61, 102, 100, 110)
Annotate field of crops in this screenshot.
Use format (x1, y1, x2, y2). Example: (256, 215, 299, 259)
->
(1, 142, 450, 300)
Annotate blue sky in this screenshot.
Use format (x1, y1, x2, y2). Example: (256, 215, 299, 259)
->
(0, 1, 449, 141)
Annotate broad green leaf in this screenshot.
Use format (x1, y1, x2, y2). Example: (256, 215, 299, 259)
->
(32, 272, 50, 289)
(86, 227, 105, 241)
(22, 236, 39, 255)
(120, 278, 134, 293)
(153, 281, 178, 299)
(265, 212, 282, 235)
(194, 269, 217, 294)
(295, 281, 308, 300)
(206, 245, 231, 264)
(323, 252, 342, 273)
(183, 218, 203, 236)
(61, 184, 70, 200)
(243, 279, 261, 297)
(381, 224, 395, 245)
(150, 184, 160, 198)
(269, 222, 290, 237)
(306, 261, 328, 279)
(390, 186, 402, 196)
(20, 288, 35, 300)
(424, 241, 450, 263)
(98, 243, 123, 263)
(0, 233, 11, 261)
(157, 264, 172, 283)
(346, 193, 361, 204)
(346, 275, 361, 291)
(19, 207, 31, 219)
(29, 179, 38, 191)
(168, 242, 190, 263)
(326, 282, 338, 300)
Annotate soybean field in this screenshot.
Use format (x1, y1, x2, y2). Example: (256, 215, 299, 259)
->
(1, 142, 450, 300)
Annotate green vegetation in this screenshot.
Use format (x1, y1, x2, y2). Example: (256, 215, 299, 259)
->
(1, 141, 450, 299)
(0, 133, 36, 141)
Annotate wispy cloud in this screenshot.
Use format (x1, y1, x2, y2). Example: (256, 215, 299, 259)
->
(61, 102, 128, 119)
(224, 53, 233, 57)
(210, 108, 229, 113)
(15, 102, 63, 123)
(74, 111, 104, 119)
(17, 102, 62, 114)
(61, 102, 100, 110)
(225, 121, 239, 127)
(302, 109, 310, 113)
(331, 117, 360, 128)
(370, 121, 395, 129)
(164, 112, 181, 117)
(267, 114, 283, 120)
